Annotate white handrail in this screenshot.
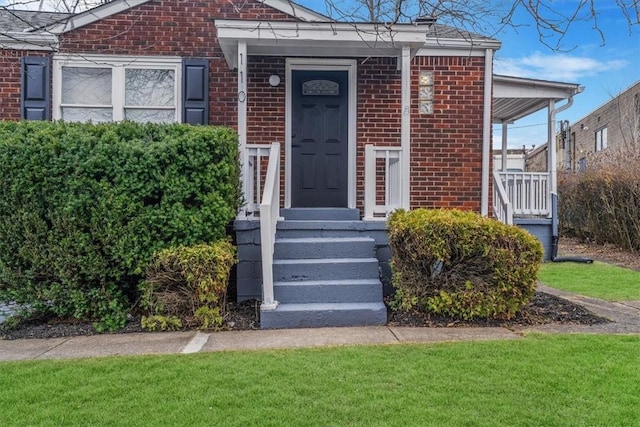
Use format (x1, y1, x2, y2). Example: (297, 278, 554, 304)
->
(493, 170, 513, 225)
(498, 171, 550, 217)
(259, 142, 280, 310)
(364, 144, 402, 219)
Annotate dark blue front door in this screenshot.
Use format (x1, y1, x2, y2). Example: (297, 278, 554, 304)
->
(291, 70, 348, 208)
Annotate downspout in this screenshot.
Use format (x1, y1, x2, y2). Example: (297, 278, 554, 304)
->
(548, 95, 574, 202)
(481, 48, 493, 216)
(548, 94, 591, 263)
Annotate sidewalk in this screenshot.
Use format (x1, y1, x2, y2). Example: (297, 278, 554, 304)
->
(1, 287, 639, 362)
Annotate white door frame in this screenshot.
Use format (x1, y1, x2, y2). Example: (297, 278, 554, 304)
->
(285, 58, 357, 209)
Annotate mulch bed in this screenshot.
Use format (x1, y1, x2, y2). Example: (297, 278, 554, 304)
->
(2, 290, 609, 340)
(386, 291, 609, 328)
(2, 236, 624, 340)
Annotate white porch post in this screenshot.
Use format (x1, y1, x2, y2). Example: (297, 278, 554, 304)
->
(547, 99, 557, 196)
(238, 41, 248, 217)
(400, 45, 411, 210)
(501, 120, 508, 171)
(481, 48, 494, 216)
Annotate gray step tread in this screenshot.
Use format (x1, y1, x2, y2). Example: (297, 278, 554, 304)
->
(273, 257, 378, 265)
(277, 221, 374, 230)
(274, 279, 381, 287)
(276, 237, 374, 244)
(270, 302, 386, 312)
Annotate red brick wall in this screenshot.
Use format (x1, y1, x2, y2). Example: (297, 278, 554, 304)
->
(1, 0, 488, 212)
(354, 55, 486, 212)
(410, 56, 485, 212)
(0, 50, 50, 121)
(58, 0, 297, 128)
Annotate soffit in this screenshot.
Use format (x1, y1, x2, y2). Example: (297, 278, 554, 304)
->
(493, 74, 583, 123)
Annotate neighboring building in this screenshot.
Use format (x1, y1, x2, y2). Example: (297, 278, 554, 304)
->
(561, 81, 640, 170)
(524, 144, 548, 172)
(0, 1, 581, 328)
(493, 148, 527, 171)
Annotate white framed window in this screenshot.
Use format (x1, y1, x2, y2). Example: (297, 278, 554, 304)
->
(595, 127, 607, 152)
(53, 55, 182, 123)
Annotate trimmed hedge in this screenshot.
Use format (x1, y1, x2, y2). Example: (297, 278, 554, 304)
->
(140, 241, 236, 331)
(559, 160, 640, 251)
(0, 121, 240, 330)
(388, 209, 543, 320)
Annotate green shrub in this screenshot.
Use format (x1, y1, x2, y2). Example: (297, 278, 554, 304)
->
(559, 158, 640, 251)
(140, 241, 236, 330)
(0, 121, 240, 331)
(388, 209, 543, 320)
(140, 315, 183, 332)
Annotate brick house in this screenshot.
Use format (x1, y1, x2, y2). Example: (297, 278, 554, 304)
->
(1, 0, 581, 328)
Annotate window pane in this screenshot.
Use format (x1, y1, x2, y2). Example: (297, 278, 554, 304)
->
(62, 67, 112, 105)
(125, 69, 175, 107)
(62, 107, 112, 122)
(125, 108, 175, 123)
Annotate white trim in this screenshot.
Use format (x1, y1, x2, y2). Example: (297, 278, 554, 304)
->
(400, 45, 411, 210)
(49, 0, 153, 33)
(0, 33, 58, 51)
(48, 0, 327, 35)
(481, 48, 494, 216)
(285, 58, 357, 209)
(259, 0, 328, 22)
(52, 54, 182, 122)
(415, 47, 489, 57)
(216, 20, 432, 46)
(238, 41, 249, 218)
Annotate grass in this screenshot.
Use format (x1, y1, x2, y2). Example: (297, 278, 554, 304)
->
(1, 334, 639, 426)
(538, 261, 640, 301)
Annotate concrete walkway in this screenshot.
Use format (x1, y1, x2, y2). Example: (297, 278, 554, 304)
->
(1, 287, 639, 362)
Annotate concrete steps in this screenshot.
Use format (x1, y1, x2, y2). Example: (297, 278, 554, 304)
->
(260, 209, 387, 329)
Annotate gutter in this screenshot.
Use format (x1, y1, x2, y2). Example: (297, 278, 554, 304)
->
(0, 32, 58, 51)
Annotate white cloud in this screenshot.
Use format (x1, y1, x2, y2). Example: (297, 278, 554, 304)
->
(494, 52, 628, 81)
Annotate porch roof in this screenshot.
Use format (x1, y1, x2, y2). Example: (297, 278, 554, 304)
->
(214, 19, 500, 69)
(492, 74, 583, 123)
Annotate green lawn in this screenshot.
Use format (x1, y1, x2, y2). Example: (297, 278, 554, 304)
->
(538, 261, 640, 301)
(1, 334, 639, 426)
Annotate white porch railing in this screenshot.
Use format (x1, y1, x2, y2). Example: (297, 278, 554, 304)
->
(258, 143, 280, 310)
(497, 171, 550, 217)
(493, 170, 513, 225)
(244, 144, 273, 217)
(364, 145, 402, 219)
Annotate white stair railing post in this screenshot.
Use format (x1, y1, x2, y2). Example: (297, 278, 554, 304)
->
(259, 142, 280, 310)
(493, 169, 513, 225)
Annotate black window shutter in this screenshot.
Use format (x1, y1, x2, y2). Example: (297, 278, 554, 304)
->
(182, 58, 209, 125)
(21, 56, 51, 121)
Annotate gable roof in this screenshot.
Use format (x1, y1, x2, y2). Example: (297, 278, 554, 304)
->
(0, 9, 71, 31)
(0, 9, 66, 50)
(46, 0, 327, 33)
(1, 0, 500, 55)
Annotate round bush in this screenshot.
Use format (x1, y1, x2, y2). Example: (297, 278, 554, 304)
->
(388, 209, 543, 320)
